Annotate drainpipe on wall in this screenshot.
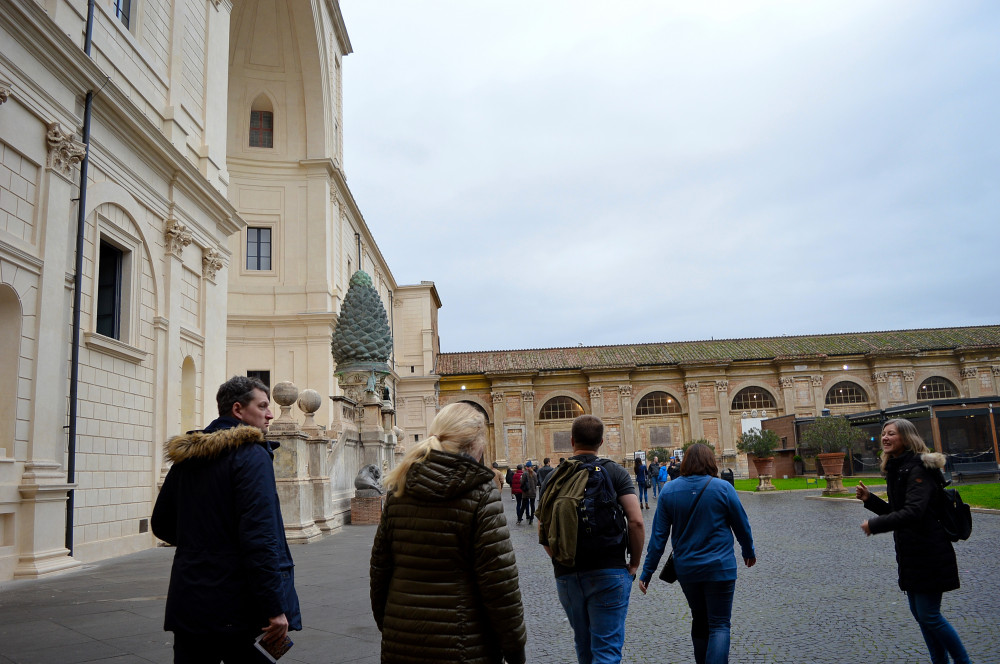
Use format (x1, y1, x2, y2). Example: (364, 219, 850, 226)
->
(388, 290, 395, 427)
(355, 232, 361, 271)
(66, 0, 97, 554)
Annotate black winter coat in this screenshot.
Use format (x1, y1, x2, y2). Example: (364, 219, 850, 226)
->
(151, 416, 302, 634)
(370, 450, 526, 664)
(863, 451, 960, 593)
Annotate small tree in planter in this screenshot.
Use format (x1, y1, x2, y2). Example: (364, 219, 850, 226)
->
(737, 428, 780, 491)
(800, 416, 867, 495)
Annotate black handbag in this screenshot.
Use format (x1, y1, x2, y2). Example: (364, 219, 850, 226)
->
(659, 478, 712, 583)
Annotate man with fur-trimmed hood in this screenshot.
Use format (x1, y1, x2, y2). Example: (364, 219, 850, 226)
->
(152, 375, 301, 663)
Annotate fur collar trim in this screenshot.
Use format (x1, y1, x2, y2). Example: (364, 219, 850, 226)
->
(165, 425, 264, 463)
(921, 452, 946, 470)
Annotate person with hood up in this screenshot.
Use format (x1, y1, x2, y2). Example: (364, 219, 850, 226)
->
(370, 402, 526, 664)
(857, 418, 971, 664)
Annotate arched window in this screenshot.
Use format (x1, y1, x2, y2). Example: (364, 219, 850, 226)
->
(731, 386, 776, 411)
(249, 95, 274, 148)
(635, 391, 681, 415)
(539, 396, 584, 420)
(825, 381, 868, 405)
(461, 400, 490, 424)
(917, 377, 958, 401)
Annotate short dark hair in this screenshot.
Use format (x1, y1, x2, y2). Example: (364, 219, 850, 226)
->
(680, 443, 718, 477)
(571, 415, 603, 450)
(543, 457, 551, 465)
(217, 375, 270, 417)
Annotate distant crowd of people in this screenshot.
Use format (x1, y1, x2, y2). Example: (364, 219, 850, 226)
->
(149, 376, 971, 664)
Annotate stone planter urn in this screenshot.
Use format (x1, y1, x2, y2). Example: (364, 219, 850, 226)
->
(751, 456, 776, 491)
(817, 452, 849, 496)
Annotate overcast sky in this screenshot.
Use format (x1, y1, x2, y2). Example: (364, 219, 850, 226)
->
(339, 1, 1000, 353)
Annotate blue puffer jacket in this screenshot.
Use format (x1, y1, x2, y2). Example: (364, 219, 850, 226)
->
(151, 416, 301, 634)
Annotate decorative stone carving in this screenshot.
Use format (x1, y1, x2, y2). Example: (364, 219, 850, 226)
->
(491, 391, 504, 404)
(297, 388, 322, 432)
(0, 86, 10, 104)
(811, 376, 824, 387)
(424, 395, 437, 407)
(715, 380, 729, 392)
(779, 377, 794, 389)
(521, 390, 534, 402)
(872, 372, 888, 383)
(46, 122, 86, 175)
(164, 218, 193, 256)
(588, 387, 602, 399)
(202, 248, 224, 280)
(354, 464, 384, 497)
(618, 385, 633, 397)
(685, 382, 699, 394)
(960, 368, 978, 379)
(992, 366, 1000, 377)
(902, 370, 915, 382)
(332, 271, 393, 370)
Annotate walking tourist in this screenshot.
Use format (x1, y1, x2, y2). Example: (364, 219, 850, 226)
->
(639, 443, 756, 664)
(537, 457, 555, 496)
(151, 375, 301, 663)
(492, 461, 504, 491)
(857, 418, 971, 664)
(522, 461, 538, 524)
(648, 456, 660, 498)
(506, 466, 515, 500)
(667, 457, 680, 481)
(634, 457, 650, 508)
(537, 415, 644, 664)
(370, 402, 527, 664)
(657, 462, 669, 493)
(512, 464, 525, 523)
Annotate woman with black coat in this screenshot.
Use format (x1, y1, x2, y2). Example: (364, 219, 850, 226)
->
(857, 418, 970, 664)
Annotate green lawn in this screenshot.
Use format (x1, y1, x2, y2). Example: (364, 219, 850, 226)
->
(734, 477, 886, 492)
(734, 477, 1000, 510)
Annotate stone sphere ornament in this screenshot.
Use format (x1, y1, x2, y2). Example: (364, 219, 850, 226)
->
(297, 388, 322, 430)
(272, 381, 298, 421)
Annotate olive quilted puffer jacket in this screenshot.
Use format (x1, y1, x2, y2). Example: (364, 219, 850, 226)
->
(370, 450, 526, 664)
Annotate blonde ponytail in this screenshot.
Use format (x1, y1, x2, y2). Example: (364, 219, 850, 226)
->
(385, 402, 487, 498)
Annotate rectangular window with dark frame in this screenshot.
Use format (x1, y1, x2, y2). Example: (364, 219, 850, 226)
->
(246, 227, 271, 270)
(96, 240, 123, 339)
(114, 0, 131, 29)
(249, 111, 274, 148)
(247, 370, 271, 390)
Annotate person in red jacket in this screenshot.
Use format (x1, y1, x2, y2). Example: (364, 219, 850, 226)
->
(511, 464, 525, 524)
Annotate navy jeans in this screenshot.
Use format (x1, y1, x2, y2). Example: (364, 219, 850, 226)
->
(637, 484, 648, 505)
(679, 579, 736, 664)
(907, 592, 970, 664)
(556, 567, 632, 664)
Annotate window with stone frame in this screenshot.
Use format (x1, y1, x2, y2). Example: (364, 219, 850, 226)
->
(825, 381, 869, 405)
(539, 396, 585, 420)
(114, 0, 132, 29)
(249, 94, 275, 149)
(635, 391, 682, 415)
(246, 227, 271, 270)
(731, 386, 777, 410)
(917, 377, 958, 401)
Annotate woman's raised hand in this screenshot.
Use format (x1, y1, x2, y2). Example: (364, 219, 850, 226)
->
(855, 481, 870, 502)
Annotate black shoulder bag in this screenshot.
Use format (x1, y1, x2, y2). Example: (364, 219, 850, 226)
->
(659, 477, 712, 583)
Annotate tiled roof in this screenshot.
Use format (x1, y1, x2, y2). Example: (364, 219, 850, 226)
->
(436, 326, 1000, 375)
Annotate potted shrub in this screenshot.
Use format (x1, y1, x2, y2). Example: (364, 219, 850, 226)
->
(736, 428, 780, 491)
(800, 416, 867, 495)
(792, 454, 804, 476)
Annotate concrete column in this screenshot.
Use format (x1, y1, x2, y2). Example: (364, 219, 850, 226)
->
(491, 391, 507, 463)
(15, 146, 82, 578)
(685, 382, 702, 440)
(619, 385, 635, 457)
(522, 390, 537, 462)
(714, 380, 734, 455)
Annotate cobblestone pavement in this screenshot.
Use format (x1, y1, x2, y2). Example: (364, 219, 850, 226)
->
(0, 488, 996, 663)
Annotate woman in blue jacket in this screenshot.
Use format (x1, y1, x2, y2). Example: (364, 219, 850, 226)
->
(639, 444, 756, 664)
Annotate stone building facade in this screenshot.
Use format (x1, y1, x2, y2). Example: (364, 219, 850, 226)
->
(0, 0, 439, 581)
(437, 327, 1000, 475)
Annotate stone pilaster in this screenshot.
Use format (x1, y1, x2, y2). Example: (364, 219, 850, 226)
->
(714, 380, 733, 455)
(618, 385, 635, 457)
(522, 390, 537, 462)
(588, 386, 603, 417)
(491, 391, 507, 464)
(960, 367, 980, 398)
(685, 382, 702, 440)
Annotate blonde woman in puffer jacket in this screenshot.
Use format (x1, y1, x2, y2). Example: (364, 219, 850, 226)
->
(370, 403, 526, 664)
(857, 418, 970, 664)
